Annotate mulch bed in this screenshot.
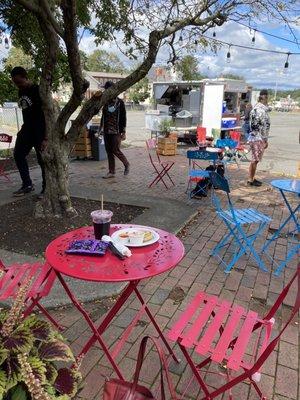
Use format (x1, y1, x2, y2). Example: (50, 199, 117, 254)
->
(0, 197, 145, 256)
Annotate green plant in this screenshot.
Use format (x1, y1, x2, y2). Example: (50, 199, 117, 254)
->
(0, 278, 82, 399)
(158, 119, 172, 137)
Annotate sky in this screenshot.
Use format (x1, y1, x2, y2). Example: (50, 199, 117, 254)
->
(78, 19, 300, 91)
(1, 13, 299, 91)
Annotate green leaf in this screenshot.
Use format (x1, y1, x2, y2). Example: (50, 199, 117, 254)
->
(0, 370, 7, 398)
(38, 341, 74, 363)
(3, 327, 33, 353)
(45, 364, 58, 385)
(10, 384, 28, 400)
(28, 356, 47, 384)
(5, 357, 22, 391)
(0, 348, 8, 366)
(22, 316, 52, 341)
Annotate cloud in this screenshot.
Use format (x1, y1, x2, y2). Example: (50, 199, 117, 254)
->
(79, 21, 299, 89)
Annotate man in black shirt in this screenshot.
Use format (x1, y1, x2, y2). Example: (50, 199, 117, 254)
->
(100, 81, 129, 178)
(11, 67, 47, 196)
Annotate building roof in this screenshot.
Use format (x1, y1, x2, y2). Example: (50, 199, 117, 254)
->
(84, 71, 126, 79)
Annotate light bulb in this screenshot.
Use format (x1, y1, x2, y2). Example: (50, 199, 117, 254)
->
(4, 37, 9, 49)
(283, 53, 290, 73)
(179, 35, 183, 43)
(194, 39, 198, 46)
(251, 30, 256, 46)
(226, 46, 231, 63)
(213, 31, 216, 38)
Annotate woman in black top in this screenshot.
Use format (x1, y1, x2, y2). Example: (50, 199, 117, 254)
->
(100, 81, 130, 178)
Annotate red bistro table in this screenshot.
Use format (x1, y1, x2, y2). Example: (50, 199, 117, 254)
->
(45, 224, 185, 379)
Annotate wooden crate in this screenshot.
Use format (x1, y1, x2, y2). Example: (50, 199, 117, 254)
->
(157, 137, 177, 156)
(72, 129, 92, 158)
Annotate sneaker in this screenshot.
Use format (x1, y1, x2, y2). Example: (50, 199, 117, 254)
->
(247, 179, 262, 187)
(124, 165, 130, 176)
(13, 185, 35, 197)
(102, 172, 115, 179)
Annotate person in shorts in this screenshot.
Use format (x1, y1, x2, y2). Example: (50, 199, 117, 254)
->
(247, 90, 270, 187)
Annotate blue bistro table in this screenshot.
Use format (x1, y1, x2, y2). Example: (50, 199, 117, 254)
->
(262, 179, 300, 276)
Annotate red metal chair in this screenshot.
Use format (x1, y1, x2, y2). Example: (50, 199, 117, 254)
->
(0, 133, 13, 182)
(229, 130, 249, 161)
(0, 260, 61, 329)
(168, 264, 299, 399)
(146, 138, 175, 189)
(196, 127, 207, 148)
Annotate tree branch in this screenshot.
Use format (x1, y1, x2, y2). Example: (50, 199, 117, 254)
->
(57, 0, 89, 131)
(39, 0, 64, 38)
(67, 29, 161, 143)
(15, 0, 64, 37)
(14, 0, 39, 13)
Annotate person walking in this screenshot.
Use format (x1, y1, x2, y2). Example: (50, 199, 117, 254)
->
(100, 81, 130, 179)
(242, 101, 252, 140)
(11, 67, 46, 197)
(247, 89, 270, 187)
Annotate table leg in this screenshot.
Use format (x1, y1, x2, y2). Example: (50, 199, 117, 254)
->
(55, 271, 124, 380)
(133, 286, 180, 363)
(261, 195, 300, 253)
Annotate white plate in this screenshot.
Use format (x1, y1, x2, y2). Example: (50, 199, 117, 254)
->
(111, 228, 160, 247)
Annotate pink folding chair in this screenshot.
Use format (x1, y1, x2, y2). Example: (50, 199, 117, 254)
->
(146, 139, 175, 189)
(0, 133, 13, 182)
(196, 126, 207, 148)
(0, 260, 61, 329)
(168, 264, 299, 399)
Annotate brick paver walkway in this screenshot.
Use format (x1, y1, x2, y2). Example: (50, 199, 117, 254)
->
(2, 146, 300, 399)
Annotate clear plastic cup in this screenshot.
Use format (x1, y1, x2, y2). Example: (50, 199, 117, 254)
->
(91, 210, 113, 239)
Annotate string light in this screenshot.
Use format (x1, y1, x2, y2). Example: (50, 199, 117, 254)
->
(226, 45, 231, 63)
(251, 29, 256, 46)
(284, 52, 290, 72)
(4, 36, 9, 49)
(179, 35, 183, 43)
(194, 39, 198, 46)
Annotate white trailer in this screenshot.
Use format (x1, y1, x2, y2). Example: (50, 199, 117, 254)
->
(146, 78, 252, 138)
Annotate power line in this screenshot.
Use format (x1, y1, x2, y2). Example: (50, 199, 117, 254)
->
(202, 34, 300, 55)
(228, 19, 300, 46)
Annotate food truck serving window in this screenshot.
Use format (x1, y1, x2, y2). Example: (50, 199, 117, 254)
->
(154, 85, 169, 99)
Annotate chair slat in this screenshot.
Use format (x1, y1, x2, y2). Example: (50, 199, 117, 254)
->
(233, 210, 252, 224)
(27, 264, 51, 297)
(168, 292, 205, 342)
(181, 295, 218, 348)
(195, 300, 231, 355)
(243, 209, 264, 223)
(227, 310, 258, 370)
(0, 267, 27, 299)
(211, 305, 245, 363)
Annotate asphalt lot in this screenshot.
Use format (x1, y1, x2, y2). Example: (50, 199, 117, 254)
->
(1, 110, 299, 176)
(125, 110, 300, 176)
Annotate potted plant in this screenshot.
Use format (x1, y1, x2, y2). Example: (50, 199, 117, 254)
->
(0, 278, 82, 400)
(157, 119, 177, 155)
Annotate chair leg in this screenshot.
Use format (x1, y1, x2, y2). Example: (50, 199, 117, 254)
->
(35, 302, 64, 331)
(178, 342, 212, 399)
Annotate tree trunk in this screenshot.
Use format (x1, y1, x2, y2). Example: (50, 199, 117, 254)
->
(35, 100, 77, 218)
(36, 139, 76, 218)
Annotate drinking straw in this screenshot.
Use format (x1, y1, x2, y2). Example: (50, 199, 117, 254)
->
(101, 194, 103, 211)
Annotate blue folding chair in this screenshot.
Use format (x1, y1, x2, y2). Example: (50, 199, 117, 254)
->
(186, 150, 219, 198)
(210, 172, 272, 273)
(216, 138, 239, 168)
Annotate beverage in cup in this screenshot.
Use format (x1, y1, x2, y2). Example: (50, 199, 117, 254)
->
(91, 210, 113, 239)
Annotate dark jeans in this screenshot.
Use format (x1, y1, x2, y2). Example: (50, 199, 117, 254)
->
(104, 134, 129, 174)
(13, 132, 45, 189)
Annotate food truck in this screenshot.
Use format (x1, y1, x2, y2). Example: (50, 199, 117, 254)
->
(145, 78, 252, 140)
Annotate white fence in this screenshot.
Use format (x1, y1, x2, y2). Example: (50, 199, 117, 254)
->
(0, 107, 23, 131)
